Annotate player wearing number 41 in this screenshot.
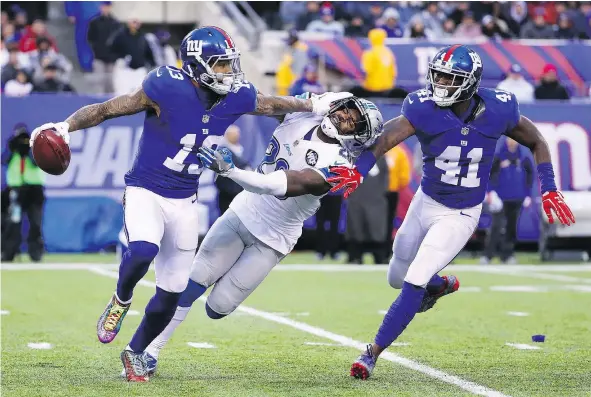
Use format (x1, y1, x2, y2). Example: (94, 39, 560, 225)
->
(28, 26, 349, 382)
(325, 44, 576, 380)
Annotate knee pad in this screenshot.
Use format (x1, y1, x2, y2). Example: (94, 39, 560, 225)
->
(387, 257, 408, 289)
(178, 279, 208, 308)
(205, 302, 227, 320)
(127, 241, 159, 265)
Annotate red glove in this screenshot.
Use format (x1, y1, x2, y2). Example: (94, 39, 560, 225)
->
(542, 191, 575, 225)
(326, 166, 363, 199)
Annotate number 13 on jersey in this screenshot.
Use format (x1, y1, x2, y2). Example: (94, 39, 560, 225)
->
(435, 145, 482, 188)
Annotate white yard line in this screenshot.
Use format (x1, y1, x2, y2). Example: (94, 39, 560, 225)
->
(187, 342, 216, 349)
(27, 342, 53, 350)
(506, 312, 530, 317)
(86, 266, 509, 397)
(505, 343, 541, 351)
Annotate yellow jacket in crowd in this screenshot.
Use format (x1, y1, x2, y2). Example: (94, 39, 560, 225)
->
(361, 28, 397, 92)
(385, 146, 411, 192)
(276, 54, 297, 96)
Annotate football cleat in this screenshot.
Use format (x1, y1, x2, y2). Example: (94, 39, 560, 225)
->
(97, 293, 130, 343)
(121, 349, 150, 382)
(418, 275, 460, 313)
(350, 344, 376, 380)
(120, 352, 157, 378)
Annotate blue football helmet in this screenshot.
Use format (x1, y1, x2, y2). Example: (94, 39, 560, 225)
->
(426, 45, 483, 107)
(180, 26, 244, 95)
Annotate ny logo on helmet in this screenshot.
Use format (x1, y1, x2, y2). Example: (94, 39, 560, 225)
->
(187, 40, 202, 57)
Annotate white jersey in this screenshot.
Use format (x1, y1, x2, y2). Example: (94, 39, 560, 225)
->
(230, 112, 352, 255)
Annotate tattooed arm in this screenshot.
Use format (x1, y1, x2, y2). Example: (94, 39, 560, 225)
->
(65, 86, 158, 132)
(248, 93, 313, 116)
(371, 115, 416, 159)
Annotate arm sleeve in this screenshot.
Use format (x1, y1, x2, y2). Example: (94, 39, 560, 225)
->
(142, 68, 167, 107)
(401, 93, 422, 129)
(225, 82, 258, 114)
(506, 93, 521, 132)
(226, 167, 287, 196)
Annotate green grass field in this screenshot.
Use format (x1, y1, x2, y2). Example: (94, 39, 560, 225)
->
(2, 253, 591, 396)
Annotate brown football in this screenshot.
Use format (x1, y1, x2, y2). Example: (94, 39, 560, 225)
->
(31, 129, 71, 175)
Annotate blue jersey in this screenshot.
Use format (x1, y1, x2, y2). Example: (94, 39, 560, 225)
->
(402, 87, 520, 209)
(125, 66, 257, 198)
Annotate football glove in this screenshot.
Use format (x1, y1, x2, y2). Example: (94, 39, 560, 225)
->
(326, 165, 362, 199)
(310, 92, 353, 116)
(197, 146, 235, 175)
(542, 191, 575, 226)
(30, 122, 70, 147)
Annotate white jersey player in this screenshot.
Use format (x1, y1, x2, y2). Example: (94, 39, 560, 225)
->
(136, 95, 384, 375)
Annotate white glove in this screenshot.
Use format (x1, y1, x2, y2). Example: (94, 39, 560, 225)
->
(487, 190, 503, 213)
(30, 122, 71, 147)
(310, 92, 353, 116)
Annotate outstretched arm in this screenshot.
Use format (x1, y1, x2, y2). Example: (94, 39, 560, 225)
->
(371, 115, 416, 159)
(66, 86, 159, 132)
(197, 146, 331, 197)
(506, 115, 575, 225)
(249, 93, 312, 116)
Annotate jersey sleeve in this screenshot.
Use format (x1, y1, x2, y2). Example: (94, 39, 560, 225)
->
(505, 92, 521, 132)
(401, 90, 430, 129)
(142, 66, 183, 110)
(224, 81, 258, 114)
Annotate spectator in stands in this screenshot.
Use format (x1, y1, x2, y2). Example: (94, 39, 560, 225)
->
(441, 18, 457, 37)
(367, 3, 385, 27)
(13, 6, 29, 40)
(1, 11, 9, 26)
(481, 15, 513, 39)
(504, 1, 530, 36)
(275, 54, 296, 96)
(447, 2, 471, 26)
(346, 16, 369, 37)
(482, 137, 533, 265)
(290, 64, 324, 96)
(65, 1, 102, 73)
(87, 1, 120, 94)
(306, 5, 344, 36)
(296, 2, 320, 31)
(215, 125, 249, 215)
(378, 8, 404, 38)
(454, 11, 484, 38)
(33, 63, 75, 93)
(420, 1, 445, 37)
(497, 64, 534, 103)
(110, 19, 154, 95)
(4, 69, 33, 97)
(29, 37, 73, 85)
(146, 30, 177, 67)
(384, 146, 411, 260)
(285, 29, 308, 78)
(352, 28, 396, 97)
(553, 13, 580, 39)
(279, 1, 306, 29)
(345, 157, 389, 265)
(404, 16, 435, 39)
(535, 63, 570, 100)
(2, 23, 19, 44)
(521, 8, 555, 38)
(1, 48, 31, 89)
(18, 19, 57, 53)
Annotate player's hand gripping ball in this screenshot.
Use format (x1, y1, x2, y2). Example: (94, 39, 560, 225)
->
(30, 122, 71, 175)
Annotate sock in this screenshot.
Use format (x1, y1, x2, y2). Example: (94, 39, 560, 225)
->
(426, 274, 446, 295)
(117, 241, 159, 302)
(374, 282, 426, 349)
(144, 280, 208, 358)
(129, 287, 181, 353)
(145, 306, 191, 359)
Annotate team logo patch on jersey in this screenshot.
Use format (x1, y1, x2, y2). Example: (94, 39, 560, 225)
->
(305, 149, 319, 166)
(461, 127, 469, 135)
(202, 115, 210, 123)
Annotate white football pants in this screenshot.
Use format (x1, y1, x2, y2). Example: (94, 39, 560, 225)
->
(388, 187, 481, 288)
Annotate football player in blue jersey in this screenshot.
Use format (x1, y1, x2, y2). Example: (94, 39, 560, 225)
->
(29, 26, 349, 382)
(326, 44, 576, 380)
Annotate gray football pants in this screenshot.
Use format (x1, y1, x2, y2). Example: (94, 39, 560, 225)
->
(190, 209, 284, 316)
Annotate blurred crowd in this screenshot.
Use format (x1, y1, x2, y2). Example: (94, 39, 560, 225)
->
(1, 5, 74, 96)
(271, 1, 591, 39)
